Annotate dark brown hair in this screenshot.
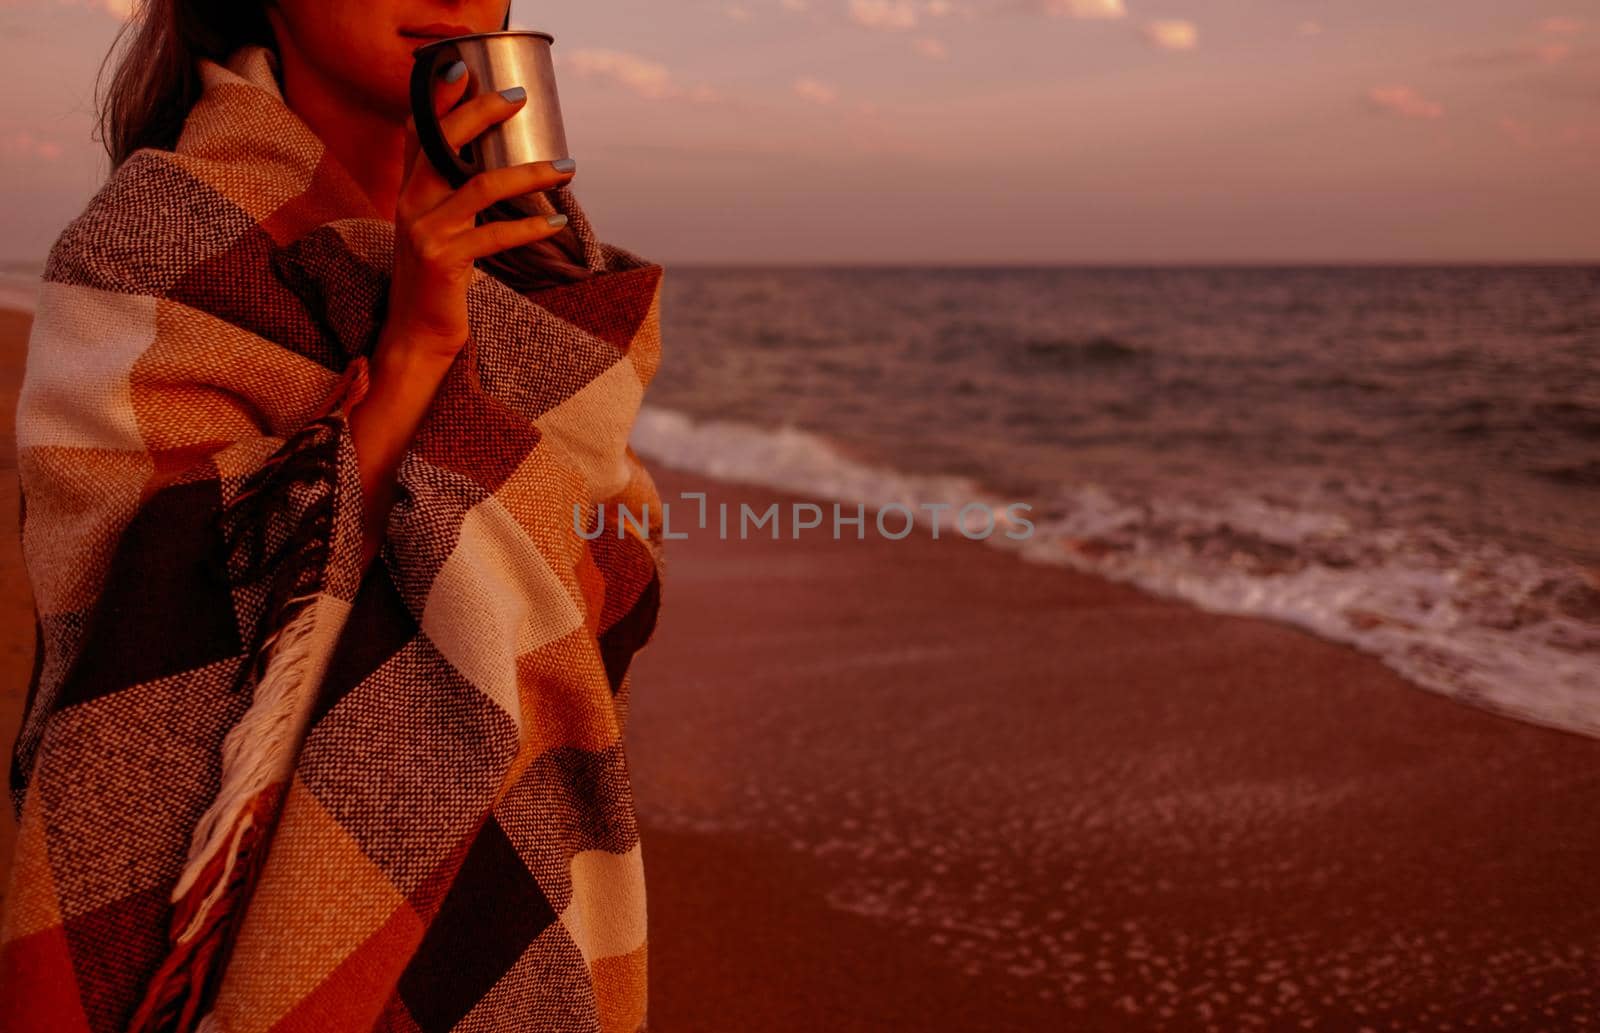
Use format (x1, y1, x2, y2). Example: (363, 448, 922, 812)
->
(96, 2, 275, 168)
(94, 4, 586, 288)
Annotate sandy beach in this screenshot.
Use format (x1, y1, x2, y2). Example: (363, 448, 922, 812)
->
(2, 307, 1597, 1030)
(0, 309, 35, 889)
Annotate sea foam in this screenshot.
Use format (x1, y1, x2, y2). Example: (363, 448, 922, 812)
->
(631, 404, 1600, 740)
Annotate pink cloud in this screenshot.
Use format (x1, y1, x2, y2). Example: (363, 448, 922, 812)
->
(1368, 85, 1444, 119)
(793, 77, 838, 104)
(2, 132, 63, 161)
(23, 0, 131, 16)
(1451, 40, 1584, 66)
(558, 49, 717, 104)
(1538, 16, 1585, 35)
(1142, 20, 1198, 51)
(1533, 42, 1573, 63)
(849, 0, 919, 30)
(1041, 0, 1127, 18)
(1495, 117, 1600, 154)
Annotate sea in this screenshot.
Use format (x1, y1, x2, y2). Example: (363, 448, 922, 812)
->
(4, 261, 1596, 738)
(632, 265, 1600, 740)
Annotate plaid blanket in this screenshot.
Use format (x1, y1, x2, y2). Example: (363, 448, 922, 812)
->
(1, 45, 666, 1033)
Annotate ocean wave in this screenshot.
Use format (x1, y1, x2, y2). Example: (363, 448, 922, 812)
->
(628, 406, 1020, 536)
(1014, 335, 1147, 368)
(1019, 487, 1600, 738)
(928, 322, 1150, 369)
(1533, 460, 1600, 487)
(1290, 373, 1389, 394)
(630, 404, 1600, 740)
(1532, 401, 1600, 440)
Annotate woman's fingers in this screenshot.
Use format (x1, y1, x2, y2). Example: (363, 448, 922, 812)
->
(438, 86, 528, 154)
(402, 60, 474, 212)
(451, 213, 572, 263)
(396, 69, 572, 265)
(422, 160, 577, 226)
(401, 80, 527, 217)
(432, 60, 472, 118)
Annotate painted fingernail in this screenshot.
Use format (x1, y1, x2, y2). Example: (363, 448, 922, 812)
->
(499, 86, 527, 103)
(442, 60, 467, 83)
(552, 158, 576, 172)
(545, 214, 568, 228)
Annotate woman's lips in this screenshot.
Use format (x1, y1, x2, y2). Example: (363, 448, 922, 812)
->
(400, 23, 476, 40)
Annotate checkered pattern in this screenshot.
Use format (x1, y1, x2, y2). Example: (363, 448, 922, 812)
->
(1, 45, 664, 1033)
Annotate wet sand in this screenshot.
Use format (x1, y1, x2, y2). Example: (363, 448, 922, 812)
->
(3, 308, 1599, 1030)
(626, 466, 1600, 1031)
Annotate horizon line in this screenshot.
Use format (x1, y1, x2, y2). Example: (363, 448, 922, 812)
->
(655, 259, 1600, 269)
(3, 258, 1599, 273)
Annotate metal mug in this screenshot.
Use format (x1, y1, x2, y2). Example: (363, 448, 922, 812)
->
(408, 30, 571, 217)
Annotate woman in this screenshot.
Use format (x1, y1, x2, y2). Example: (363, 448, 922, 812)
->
(1, 3, 666, 1032)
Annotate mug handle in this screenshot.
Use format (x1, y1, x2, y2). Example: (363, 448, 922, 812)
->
(409, 45, 476, 188)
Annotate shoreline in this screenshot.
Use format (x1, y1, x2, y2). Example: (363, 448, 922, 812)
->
(628, 395, 1600, 746)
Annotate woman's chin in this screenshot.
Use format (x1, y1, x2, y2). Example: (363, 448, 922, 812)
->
(367, 57, 428, 122)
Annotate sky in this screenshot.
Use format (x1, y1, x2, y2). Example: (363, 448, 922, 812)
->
(0, 0, 1597, 264)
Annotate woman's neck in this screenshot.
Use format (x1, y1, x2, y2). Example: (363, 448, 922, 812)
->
(274, 47, 407, 221)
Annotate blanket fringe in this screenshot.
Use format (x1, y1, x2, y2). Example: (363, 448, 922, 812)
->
(218, 356, 367, 700)
(126, 590, 333, 1032)
(126, 786, 280, 1033)
(170, 590, 331, 912)
(213, 355, 366, 543)
(126, 360, 372, 1030)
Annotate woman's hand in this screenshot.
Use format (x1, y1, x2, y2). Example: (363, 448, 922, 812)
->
(383, 63, 577, 360)
(351, 63, 575, 570)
